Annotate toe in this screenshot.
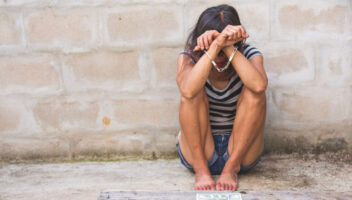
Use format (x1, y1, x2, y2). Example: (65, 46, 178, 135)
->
(207, 185, 212, 190)
(216, 183, 221, 191)
(211, 184, 216, 190)
(233, 183, 238, 191)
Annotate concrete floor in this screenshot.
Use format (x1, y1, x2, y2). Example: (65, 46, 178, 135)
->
(0, 154, 351, 200)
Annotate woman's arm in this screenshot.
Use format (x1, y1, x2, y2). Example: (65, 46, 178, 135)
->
(177, 38, 222, 99)
(223, 45, 268, 94)
(187, 25, 267, 95)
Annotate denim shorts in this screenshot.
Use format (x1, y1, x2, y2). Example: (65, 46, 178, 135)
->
(176, 132, 263, 175)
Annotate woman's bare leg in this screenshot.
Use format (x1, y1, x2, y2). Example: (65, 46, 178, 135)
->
(179, 88, 216, 190)
(216, 86, 266, 191)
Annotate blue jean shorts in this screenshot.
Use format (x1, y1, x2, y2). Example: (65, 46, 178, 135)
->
(176, 132, 263, 175)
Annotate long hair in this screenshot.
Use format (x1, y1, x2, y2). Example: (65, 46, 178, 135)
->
(185, 4, 247, 63)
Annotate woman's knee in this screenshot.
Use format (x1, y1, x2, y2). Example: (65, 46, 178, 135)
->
(240, 86, 266, 107)
(180, 89, 207, 105)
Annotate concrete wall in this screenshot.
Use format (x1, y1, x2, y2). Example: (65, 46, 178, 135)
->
(0, 0, 351, 161)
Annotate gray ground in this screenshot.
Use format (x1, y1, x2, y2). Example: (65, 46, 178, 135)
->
(0, 154, 351, 200)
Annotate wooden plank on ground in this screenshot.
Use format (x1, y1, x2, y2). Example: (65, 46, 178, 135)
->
(98, 190, 198, 200)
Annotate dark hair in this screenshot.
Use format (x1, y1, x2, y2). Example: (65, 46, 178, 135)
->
(185, 4, 247, 62)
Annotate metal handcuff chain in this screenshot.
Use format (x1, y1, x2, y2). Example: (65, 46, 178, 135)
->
(203, 46, 238, 72)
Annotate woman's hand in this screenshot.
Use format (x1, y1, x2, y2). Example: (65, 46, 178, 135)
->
(193, 25, 249, 51)
(193, 30, 220, 51)
(215, 25, 249, 48)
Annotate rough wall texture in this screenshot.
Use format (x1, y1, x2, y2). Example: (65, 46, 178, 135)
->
(0, 0, 351, 161)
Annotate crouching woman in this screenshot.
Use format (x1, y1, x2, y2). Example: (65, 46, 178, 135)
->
(175, 4, 268, 191)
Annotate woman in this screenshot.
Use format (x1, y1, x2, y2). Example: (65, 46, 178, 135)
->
(175, 4, 268, 191)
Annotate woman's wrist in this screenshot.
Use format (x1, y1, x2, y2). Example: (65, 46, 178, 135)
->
(213, 38, 226, 50)
(203, 39, 222, 60)
(211, 39, 222, 52)
(223, 45, 235, 55)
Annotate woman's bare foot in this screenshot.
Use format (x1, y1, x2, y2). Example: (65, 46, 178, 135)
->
(195, 172, 216, 190)
(216, 171, 238, 191)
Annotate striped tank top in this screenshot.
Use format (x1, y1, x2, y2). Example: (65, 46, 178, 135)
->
(179, 44, 263, 135)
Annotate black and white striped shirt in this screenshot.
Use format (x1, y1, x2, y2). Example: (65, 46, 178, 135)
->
(179, 44, 263, 135)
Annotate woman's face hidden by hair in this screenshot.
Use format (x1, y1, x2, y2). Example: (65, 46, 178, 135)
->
(185, 4, 245, 59)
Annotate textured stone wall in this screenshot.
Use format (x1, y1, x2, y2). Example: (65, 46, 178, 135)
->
(0, 0, 351, 161)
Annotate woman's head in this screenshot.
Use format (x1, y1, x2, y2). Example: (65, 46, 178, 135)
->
(185, 4, 246, 62)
